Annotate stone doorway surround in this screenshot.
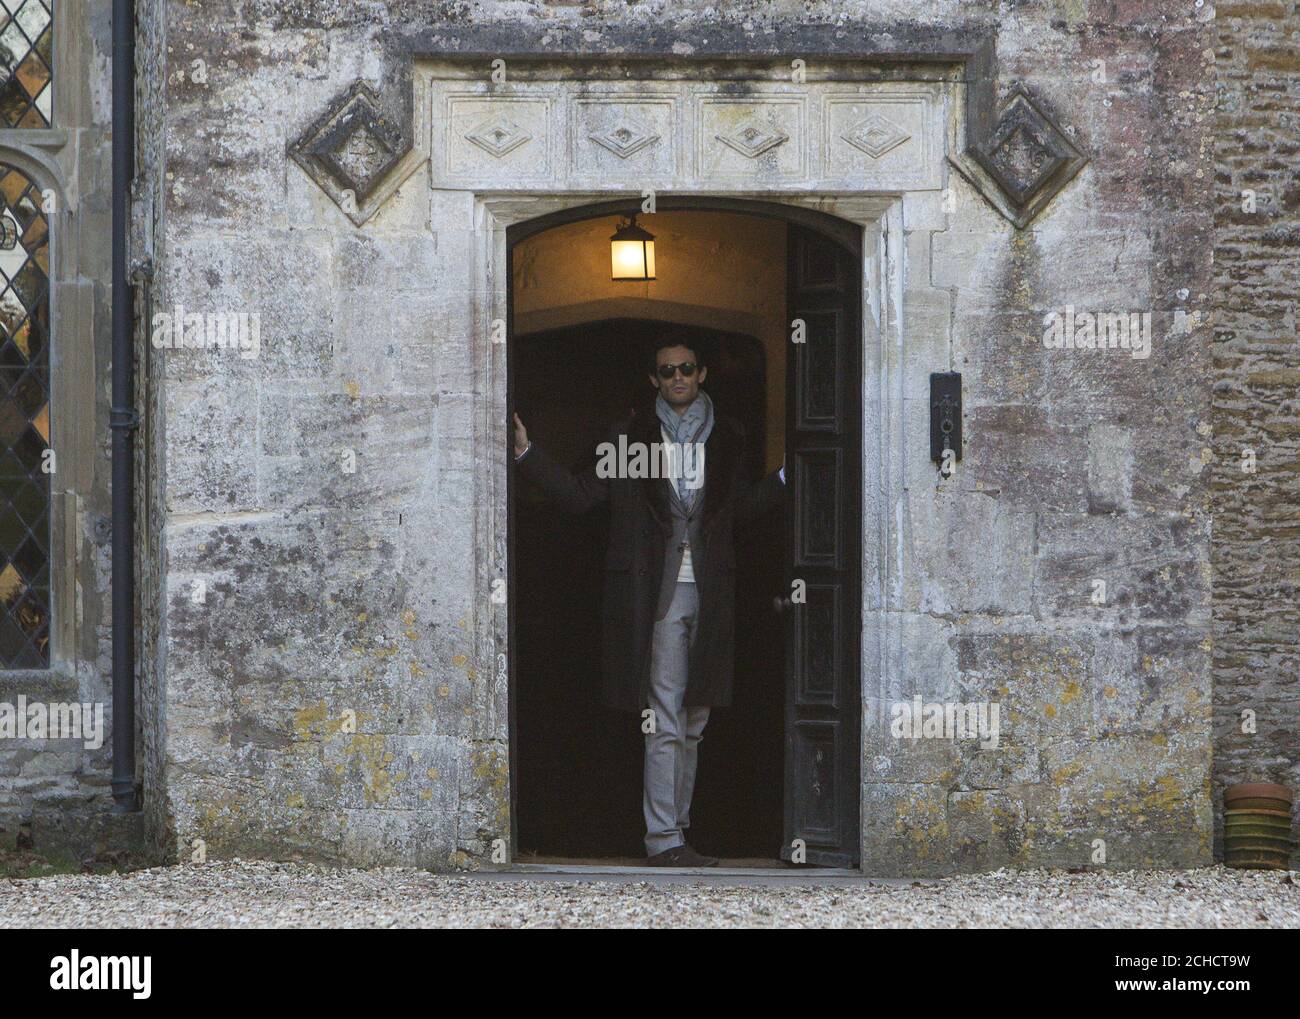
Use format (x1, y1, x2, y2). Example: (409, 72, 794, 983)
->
(284, 55, 1092, 873)
(493, 191, 892, 868)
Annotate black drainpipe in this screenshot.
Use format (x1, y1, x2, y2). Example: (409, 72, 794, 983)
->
(110, 0, 138, 813)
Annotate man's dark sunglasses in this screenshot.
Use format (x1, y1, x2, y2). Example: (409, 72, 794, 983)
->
(656, 362, 698, 379)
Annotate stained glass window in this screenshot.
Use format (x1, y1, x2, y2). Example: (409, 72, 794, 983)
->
(0, 164, 49, 667)
(0, 0, 52, 129)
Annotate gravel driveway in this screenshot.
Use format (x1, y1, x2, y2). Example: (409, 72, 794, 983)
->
(3, 861, 1297, 928)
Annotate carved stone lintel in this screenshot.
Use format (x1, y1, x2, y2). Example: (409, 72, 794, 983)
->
(289, 41, 1089, 230)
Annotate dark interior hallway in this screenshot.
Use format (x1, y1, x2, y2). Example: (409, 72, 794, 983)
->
(512, 318, 785, 861)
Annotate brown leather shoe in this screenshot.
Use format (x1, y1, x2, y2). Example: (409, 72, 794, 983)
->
(645, 843, 719, 867)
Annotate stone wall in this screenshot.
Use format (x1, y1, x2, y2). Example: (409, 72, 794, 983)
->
(136, 0, 172, 863)
(12, 0, 1294, 879)
(140, 0, 1224, 876)
(1212, 2, 1299, 859)
(872, 0, 1216, 866)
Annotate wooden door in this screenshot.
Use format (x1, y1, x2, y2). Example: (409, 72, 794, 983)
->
(780, 223, 862, 867)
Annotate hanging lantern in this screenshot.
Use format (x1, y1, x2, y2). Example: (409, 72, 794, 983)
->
(610, 214, 656, 281)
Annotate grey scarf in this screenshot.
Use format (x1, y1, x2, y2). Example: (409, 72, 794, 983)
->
(655, 388, 714, 510)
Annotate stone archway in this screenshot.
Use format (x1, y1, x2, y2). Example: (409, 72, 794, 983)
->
(466, 189, 899, 870)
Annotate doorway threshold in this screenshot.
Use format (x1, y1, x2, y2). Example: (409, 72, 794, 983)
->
(478, 859, 918, 887)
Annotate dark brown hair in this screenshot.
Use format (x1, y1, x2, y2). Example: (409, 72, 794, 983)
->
(646, 331, 703, 374)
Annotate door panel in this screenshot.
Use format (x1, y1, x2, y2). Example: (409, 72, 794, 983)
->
(792, 721, 838, 838)
(795, 583, 841, 708)
(781, 223, 862, 867)
(795, 448, 843, 568)
(796, 310, 843, 430)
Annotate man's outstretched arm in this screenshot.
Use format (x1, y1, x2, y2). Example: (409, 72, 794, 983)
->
(512, 412, 611, 515)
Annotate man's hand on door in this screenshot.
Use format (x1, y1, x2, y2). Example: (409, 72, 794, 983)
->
(513, 412, 530, 458)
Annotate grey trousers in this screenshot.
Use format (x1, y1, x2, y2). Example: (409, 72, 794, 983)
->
(643, 581, 710, 855)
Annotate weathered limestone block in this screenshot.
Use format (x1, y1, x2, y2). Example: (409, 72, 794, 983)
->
(257, 389, 438, 513)
(1035, 511, 1211, 626)
(167, 516, 398, 681)
(963, 404, 1089, 513)
(878, 614, 961, 703)
(1037, 325, 1174, 426)
(947, 789, 1028, 872)
(931, 229, 1010, 298)
(322, 733, 461, 812)
(340, 803, 459, 868)
(162, 20, 331, 232)
(901, 190, 948, 233)
(1086, 423, 1134, 514)
(159, 233, 336, 383)
(951, 308, 1055, 410)
(862, 782, 951, 878)
(173, 773, 348, 863)
(959, 743, 1041, 790)
(953, 632, 1093, 743)
(865, 694, 963, 787)
(1032, 734, 1212, 867)
(163, 383, 260, 514)
(456, 740, 510, 861)
(335, 288, 449, 380)
(901, 490, 1036, 615)
(1130, 411, 1214, 517)
(1091, 627, 1212, 738)
(154, 699, 232, 772)
(900, 277, 954, 400)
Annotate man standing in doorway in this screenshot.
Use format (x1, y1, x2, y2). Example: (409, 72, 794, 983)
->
(512, 335, 785, 866)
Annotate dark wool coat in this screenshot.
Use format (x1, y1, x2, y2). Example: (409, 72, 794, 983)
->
(516, 407, 784, 712)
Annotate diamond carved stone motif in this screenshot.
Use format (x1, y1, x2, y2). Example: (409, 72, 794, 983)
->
(985, 122, 1067, 206)
(589, 119, 660, 159)
(465, 115, 532, 158)
(972, 84, 1084, 214)
(946, 81, 1090, 228)
(333, 124, 392, 190)
(842, 113, 910, 159)
(290, 81, 404, 205)
(716, 120, 789, 159)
